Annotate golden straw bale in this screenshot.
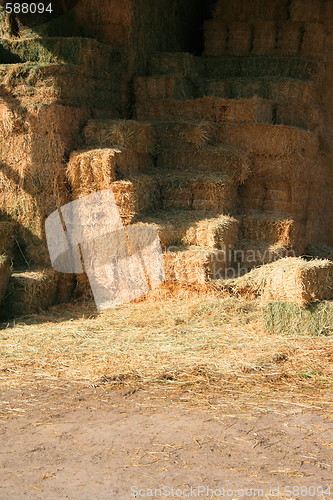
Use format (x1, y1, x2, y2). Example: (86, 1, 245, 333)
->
(230, 257, 333, 306)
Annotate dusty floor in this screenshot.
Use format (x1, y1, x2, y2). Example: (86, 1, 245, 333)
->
(0, 383, 332, 500)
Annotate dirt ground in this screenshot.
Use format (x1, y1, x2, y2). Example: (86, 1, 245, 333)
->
(0, 382, 332, 500)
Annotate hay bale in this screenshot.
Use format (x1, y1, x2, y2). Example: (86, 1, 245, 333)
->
(0, 221, 16, 258)
(136, 96, 272, 124)
(218, 123, 319, 156)
(226, 22, 253, 56)
(214, 0, 289, 21)
(301, 23, 328, 58)
(0, 255, 10, 307)
(164, 246, 226, 284)
(251, 154, 313, 183)
(204, 20, 228, 56)
(276, 102, 321, 129)
(149, 52, 198, 78)
(276, 22, 302, 56)
(4, 268, 58, 317)
(84, 120, 155, 154)
(252, 22, 278, 55)
(240, 215, 295, 246)
(159, 172, 237, 212)
(231, 257, 333, 306)
(264, 301, 333, 336)
(157, 145, 251, 183)
(181, 215, 239, 249)
(154, 121, 215, 150)
(134, 75, 191, 102)
(290, 0, 324, 22)
(232, 240, 290, 273)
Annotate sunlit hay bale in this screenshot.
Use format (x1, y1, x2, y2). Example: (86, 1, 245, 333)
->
(181, 215, 239, 249)
(84, 120, 155, 154)
(230, 257, 333, 306)
(164, 246, 227, 285)
(276, 22, 302, 56)
(0, 255, 11, 308)
(4, 268, 58, 317)
(252, 21, 278, 55)
(204, 20, 228, 56)
(264, 301, 333, 336)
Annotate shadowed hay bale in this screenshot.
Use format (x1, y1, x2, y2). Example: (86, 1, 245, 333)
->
(226, 22, 252, 56)
(305, 243, 333, 260)
(204, 20, 228, 56)
(231, 240, 290, 272)
(0, 255, 11, 307)
(134, 75, 191, 102)
(154, 121, 215, 150)
(133, 220, 177, 248)
(0, 221, 16, 258)
(276, 22, 302, 56)
(301, 23, 329, 58)
(218, 124, 319, 156)
(84, 120, 155, 154)
(290, 0, 324, 22)
(4, 268, 58, 316)
(264, 301, 333, 336)
(164, 246, 227, 284)
(214, 0, 289, 21)
(230, 257, 333, 306)
(276, 103, 321, 129)
(159, 172, 237, 212)
(240, 215, 294, 246)
(252, 22, 278, 55)
(251, 154, 314, 182)
(157, 145, 250, 183)
(136, 97, 272, 124)
(149, 53, 198, 78)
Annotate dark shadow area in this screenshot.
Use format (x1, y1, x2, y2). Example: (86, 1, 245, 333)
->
(178, 0, 218, 55)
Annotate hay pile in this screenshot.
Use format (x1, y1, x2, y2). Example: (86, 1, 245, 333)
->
(136, 96, 273, 124)
(0, 254, 10, 308)
(264, 301, 333, 336)
(4, 268, 58, 317)
(228, 257, 333, 306)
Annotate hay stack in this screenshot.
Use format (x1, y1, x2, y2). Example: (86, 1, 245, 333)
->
(264, 301, 333, 336)
(301, 23, 329, 58)
(0, 255, 10, 308)
(226, 22, 252, 56)
(4, 268, 58, 317)
(230, 257, 333, 306)
(154, 121, 215, 150)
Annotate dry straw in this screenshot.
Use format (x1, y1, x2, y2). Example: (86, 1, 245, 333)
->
(0, 255, 11, 308)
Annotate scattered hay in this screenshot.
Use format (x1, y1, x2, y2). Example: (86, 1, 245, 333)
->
(264, 301, 333, 336)
(4, 268, 58, 317)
